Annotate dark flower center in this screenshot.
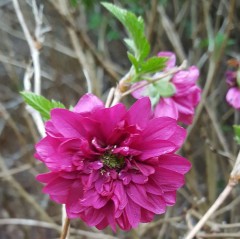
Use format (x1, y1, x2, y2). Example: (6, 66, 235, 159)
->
(101, 151, 125, 170)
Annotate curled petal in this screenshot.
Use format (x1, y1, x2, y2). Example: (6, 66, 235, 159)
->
(126, 97, 152, 128)
(154, 98, 179, 120)
(73, 93, 104, 113)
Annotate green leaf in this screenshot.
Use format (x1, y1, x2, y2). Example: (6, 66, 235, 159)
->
(124, 39, 136, 53)
(102, 2, 150, 61)
(148, 84, 161, 106)
(146, 79, 176, 106)
(157, 80, 176, 98)
(20, 91, 65, 120)
(233, 125, 240, 144)
(138, 56, 167, 75)
(127, 52, 139, 69)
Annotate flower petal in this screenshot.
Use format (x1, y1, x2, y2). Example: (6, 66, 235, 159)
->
(152, 168, 186, 191)
(73, 93, 104, 113)
(131, 81, 148, 99)
(163, 191, 177, 206)
(92, 103, 126, 143)
(226, 87, 240, 109)
(36, 172, 59, 183)
(127, 184, 165, 214)
(158, 154, 191, 174)
(132, 139, 177, 160)
(172, 66, 199, 86)
(154, 98, 179, 120)
(157, 51, 176, 69)
(125, 197, 141, 227)
(142, 117, 178, 141)
(126, 97, 152, 128)
(51, 109, 86, 138)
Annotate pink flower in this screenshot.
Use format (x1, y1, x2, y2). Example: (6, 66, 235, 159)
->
(226, 87, 240, 109)
(225, 69, 240, 109)
(35, 93, 191, 231)
(132, 52, 201, 125)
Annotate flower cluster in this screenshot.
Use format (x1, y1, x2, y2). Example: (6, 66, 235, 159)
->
(35, 94, 191, 231)
(132, 52, 201, 125)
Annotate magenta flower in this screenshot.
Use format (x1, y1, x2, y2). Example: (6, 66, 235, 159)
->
(225, 70, 240, 109)
(132, 52, 201, 125)
(35, 93, 191, 231)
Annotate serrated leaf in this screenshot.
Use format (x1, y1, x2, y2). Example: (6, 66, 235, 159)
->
(138, 56, 167, 74)
(124, 39, 136, 53)
(51, 99, 66, 109)
(131, 56, 167, 82)
(127, 52, 139, 70)
(102, 2, 150, 61)
(233, 125, 240, 144)
(21, 91, 65, 120)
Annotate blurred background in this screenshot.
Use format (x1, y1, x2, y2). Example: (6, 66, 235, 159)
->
(0, 0, 240, 238)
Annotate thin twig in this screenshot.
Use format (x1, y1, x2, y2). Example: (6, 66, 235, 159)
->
(57, 0, 98, 95)
(0, 53, 52, 81)
(0, 154, 54, 223)
(197, 232, 240, 238)
(185, 150, 240, 239)
(212, 195, 240, 218)
(105, 87, 115, 107)
(158, 5, 186, 62)
(60, 217, 70, 239)
(49, 0, 123, 81)
(157, 209, 172, 239)
(139, 216, 182, 236)
(190, 209, 240, 230)
(185, 184, 233, 239)
(147, 0, 158, 44)
(186, 0, 235, 140)
(12, 0, 41, 95)
(109, 60, 187, 107)
(121, 60, 187, 99)
(0, 218, 119, 239)
(205, 102, 232, 163)
(12, 0, 45, 136)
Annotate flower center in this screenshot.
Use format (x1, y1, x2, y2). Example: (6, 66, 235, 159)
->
(101, 151, 125, 170)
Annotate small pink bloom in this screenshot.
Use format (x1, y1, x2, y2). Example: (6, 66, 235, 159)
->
(226, 87, 240, 109)
(225, 69, 240, 109)
(35, 93, 191, 231)
(132, 52, 201, 125)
